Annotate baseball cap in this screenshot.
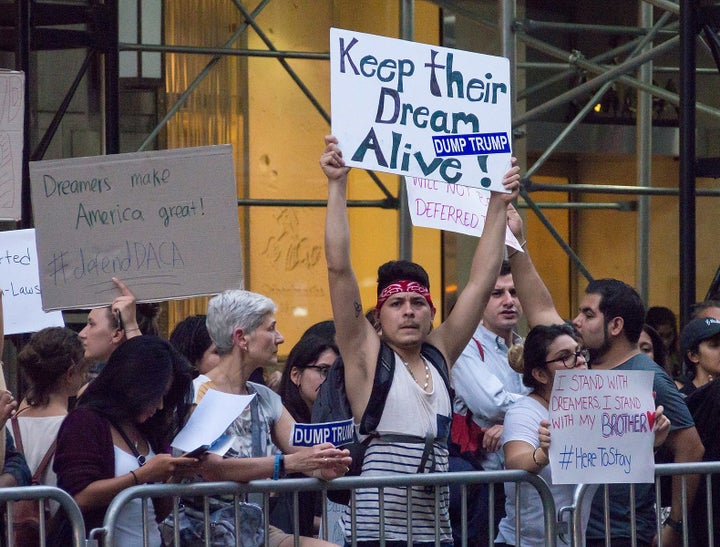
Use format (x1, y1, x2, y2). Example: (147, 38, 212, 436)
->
(680, 317, 720, 363)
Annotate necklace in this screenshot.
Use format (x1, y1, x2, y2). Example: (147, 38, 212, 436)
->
(112, 421, 147, 467)
(403, 357, 431, 391)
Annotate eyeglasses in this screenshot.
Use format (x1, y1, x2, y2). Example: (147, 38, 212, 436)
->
(545, 348, 590, 369)
(305, 365, 331, 378)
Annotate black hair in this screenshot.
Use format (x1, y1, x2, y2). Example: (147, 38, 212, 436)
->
(499, 259, 512, 278)
(300, 320, 336, 345)
(78, 335, 195, 451)
(18, 327, 84, 407)
(646, 306, 677, 328)
(641, 324, 667, 370)
(377, 260, 430, 296)
(586, 279, 645, 344)
(278, 334, 338, 423)
(169, 315, 213, 370)
(521, 323, 577, 390)
(690, 300, 720, 319)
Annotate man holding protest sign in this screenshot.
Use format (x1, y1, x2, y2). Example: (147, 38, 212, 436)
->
(320, 134, 519, 545)
(505, 205, 703, 547)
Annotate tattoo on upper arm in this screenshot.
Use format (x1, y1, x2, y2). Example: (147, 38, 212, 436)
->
(354, 301, 363, 318)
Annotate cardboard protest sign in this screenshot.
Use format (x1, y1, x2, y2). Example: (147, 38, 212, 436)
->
(0, 229, 64, 333)
(548, 369, 655, 484)
(0, 70, 24, 221)
(330, 28, 512, 191)
(405, 176, 522, 250)
(29, 145, 243, 310)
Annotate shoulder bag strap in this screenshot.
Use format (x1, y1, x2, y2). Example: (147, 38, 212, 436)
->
(10, 416, 24, 455)
(32, 439, 58, 483)
(11, 413, 58, 483)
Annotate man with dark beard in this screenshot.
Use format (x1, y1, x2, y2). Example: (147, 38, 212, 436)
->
(571, 280, 703, 546)
(504, 199, 704, 547)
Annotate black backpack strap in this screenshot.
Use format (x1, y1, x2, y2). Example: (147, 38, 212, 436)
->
(358, 341, 396, 435)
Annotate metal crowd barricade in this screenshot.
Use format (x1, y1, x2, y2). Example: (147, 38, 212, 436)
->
(0, 485, 89, 546)
(98, 470, 558, 547)
(569, 461, 720, 547)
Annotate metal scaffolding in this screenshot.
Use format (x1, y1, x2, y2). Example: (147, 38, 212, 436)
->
(3, 0, 719, 324)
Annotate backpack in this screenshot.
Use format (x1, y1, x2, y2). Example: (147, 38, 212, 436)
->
(9, 416, 56, 547)
(311, 340, 450, 504)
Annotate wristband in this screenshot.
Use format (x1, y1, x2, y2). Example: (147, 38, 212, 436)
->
(130, 470, 139, 484)
(273, 453, 284, 480)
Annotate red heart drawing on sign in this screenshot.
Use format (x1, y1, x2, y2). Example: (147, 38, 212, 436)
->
(647, 411, 656, 430)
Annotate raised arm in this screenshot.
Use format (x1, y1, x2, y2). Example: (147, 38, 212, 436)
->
(505, 205, 563, 327)
(321, 136, 379, 420)
(429, 164, 520, 365)
(111, 277, 142, 339)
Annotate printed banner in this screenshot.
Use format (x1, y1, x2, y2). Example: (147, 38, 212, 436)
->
(549, 369, 655, 484)
(331, 28, 512, 191)
(291, 419, 355, 447)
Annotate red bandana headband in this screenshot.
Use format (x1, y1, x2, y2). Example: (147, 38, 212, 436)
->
(376, 280, 436, 313)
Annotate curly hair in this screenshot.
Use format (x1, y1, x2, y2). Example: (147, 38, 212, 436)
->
(18, 327, 84, 407)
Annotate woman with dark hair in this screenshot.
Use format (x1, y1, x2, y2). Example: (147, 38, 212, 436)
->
(272, 334, 340, 536)
(496, 323, 593, 546)
(638, 324, 667, 372)
(278, 334, 338, 424)
(674, 316, 720, 396)
(53, 336, 199, 545)
(169, 314, 220, 376)
(645, 306, 681, 377)
(13, 327, 88, 503)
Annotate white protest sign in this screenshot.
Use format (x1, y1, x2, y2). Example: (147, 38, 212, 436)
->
(0, 70, 24, 221)
(549, 369, 655, 484)
(0, 229, 64, 334)
(29, 145, 243, 310)
(331, 28, 512, 191)
(405, 176, 522, 250)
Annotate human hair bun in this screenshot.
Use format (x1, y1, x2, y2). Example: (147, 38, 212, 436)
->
(507, 343, 525, 374)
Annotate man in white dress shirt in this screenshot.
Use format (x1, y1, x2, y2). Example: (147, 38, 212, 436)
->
(449, 260, 530, 547)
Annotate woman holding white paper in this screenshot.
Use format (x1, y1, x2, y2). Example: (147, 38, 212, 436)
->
(53, 335, 199, 545)
(195, 289, 351, 547)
